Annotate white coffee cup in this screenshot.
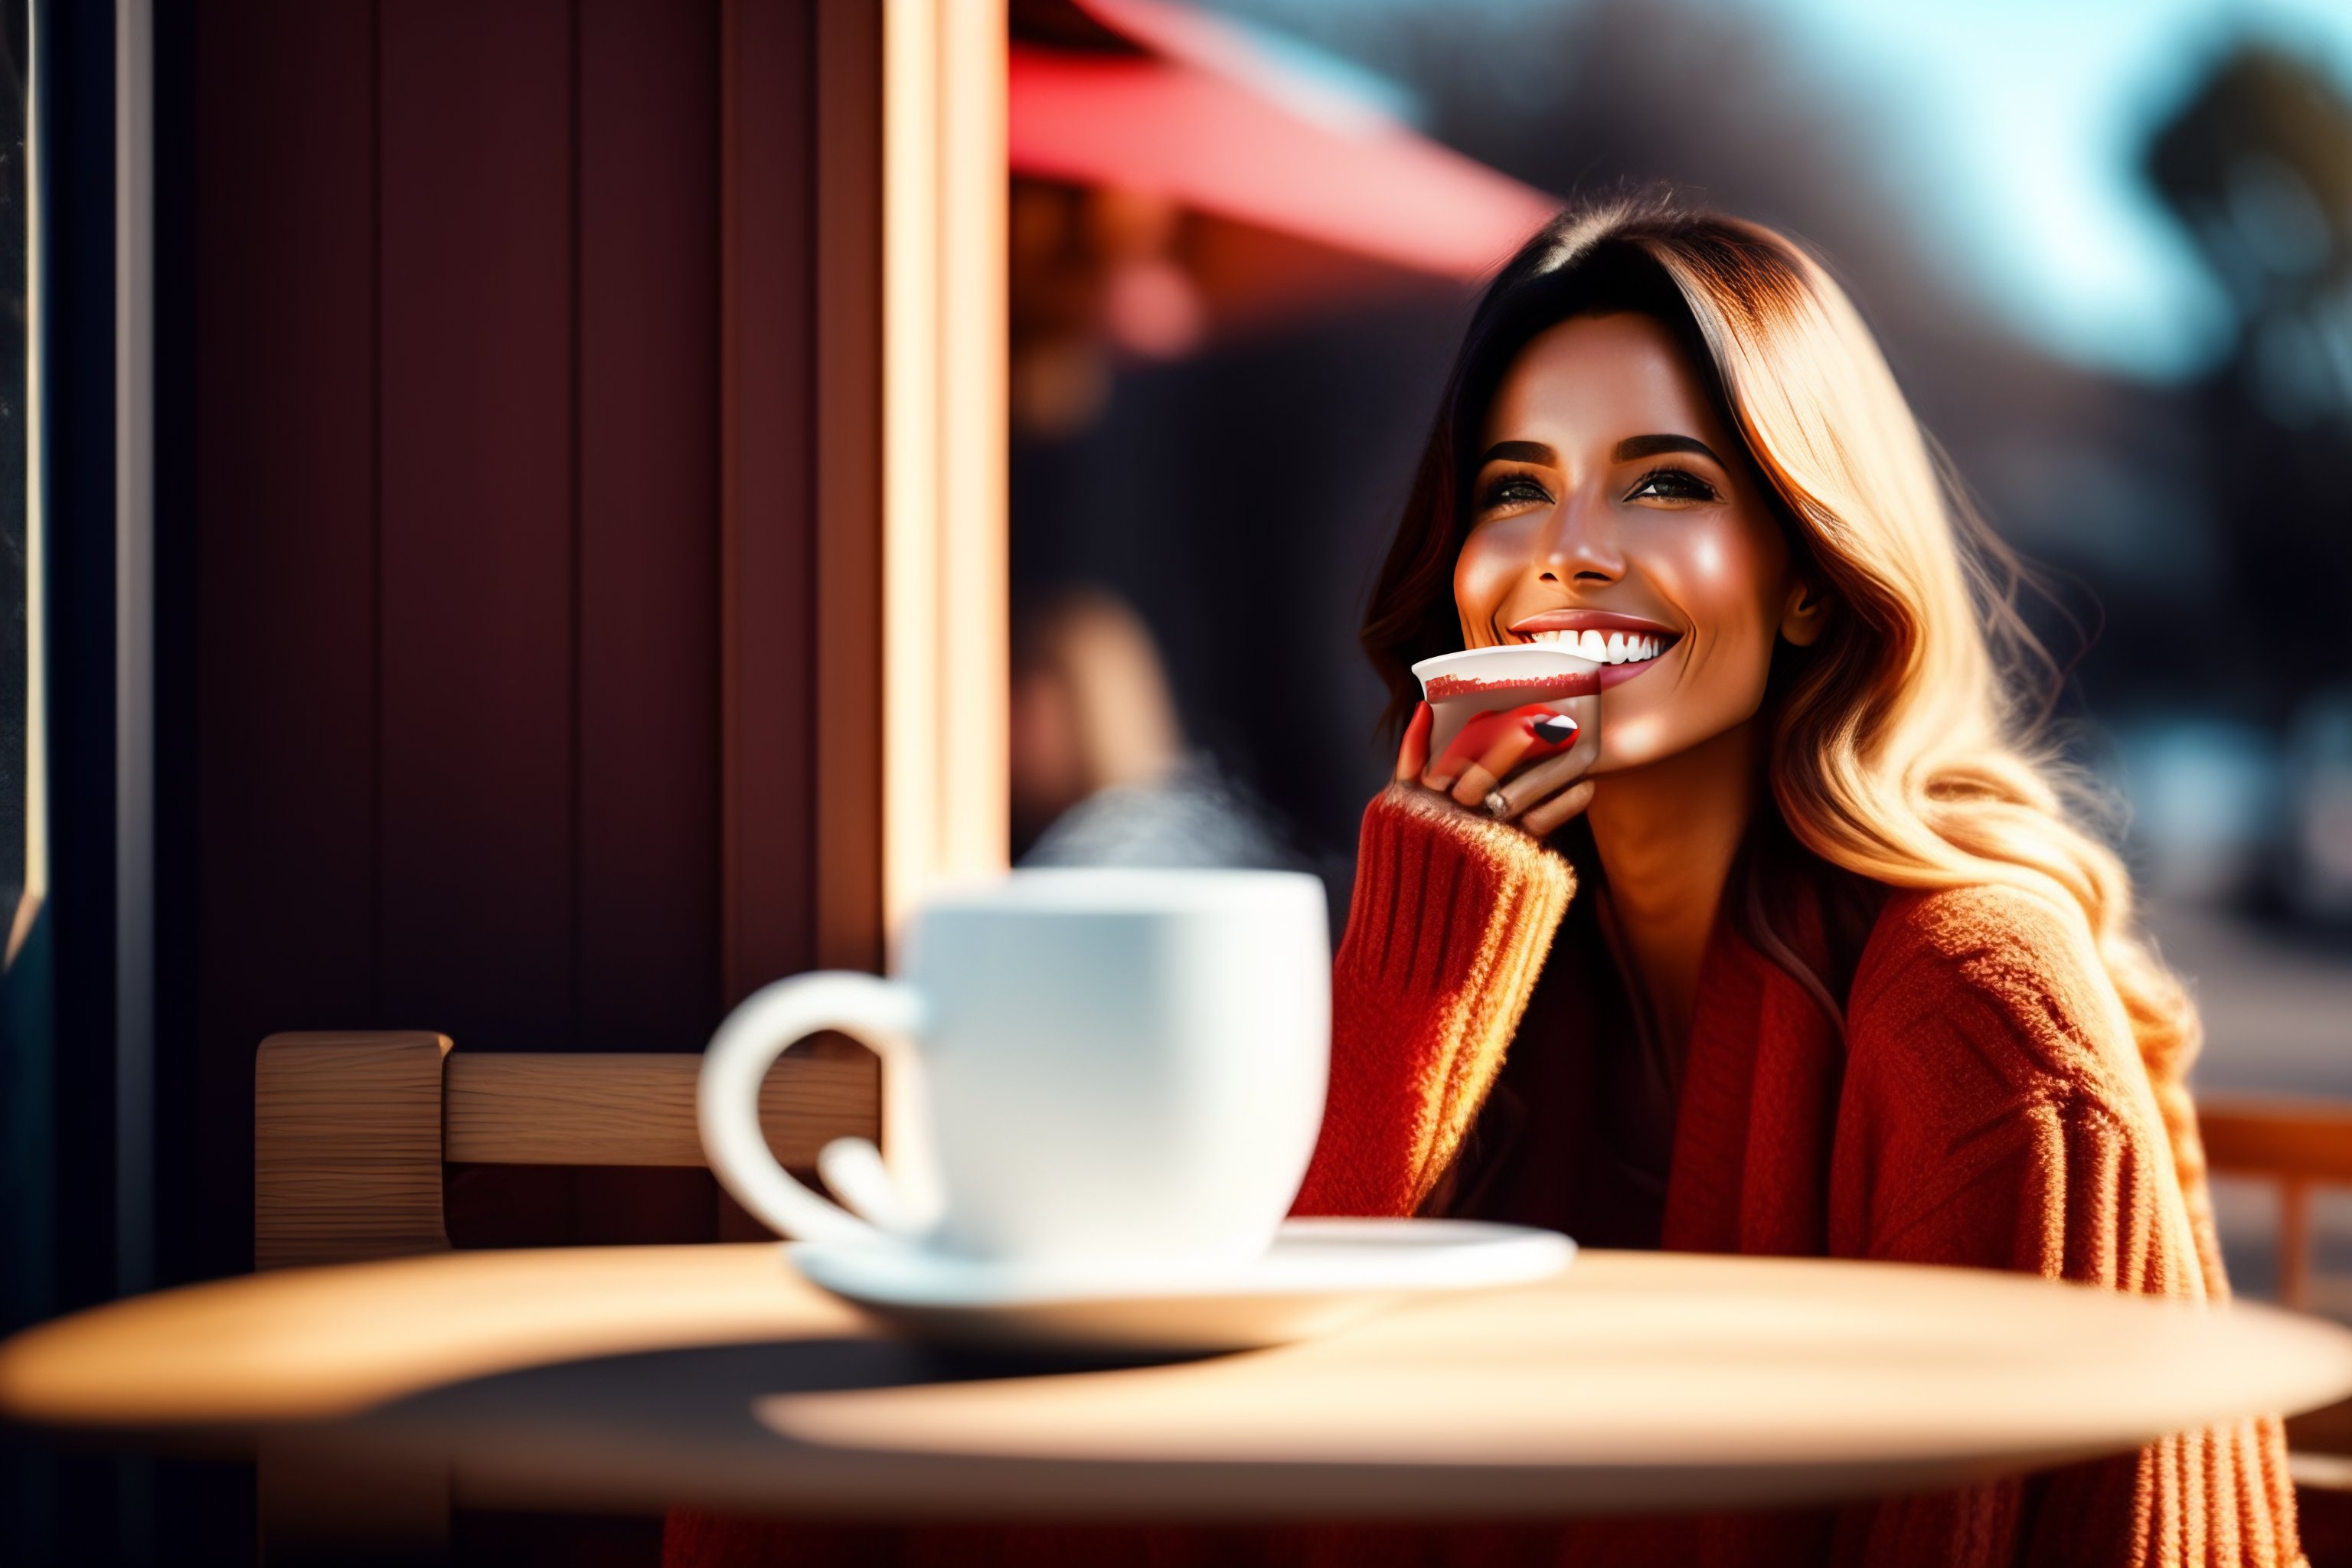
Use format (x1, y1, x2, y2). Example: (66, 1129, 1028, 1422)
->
(697, 867, 1331, 1270)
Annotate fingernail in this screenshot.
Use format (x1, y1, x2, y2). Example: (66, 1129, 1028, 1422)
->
(1527, 713, 1577, 744)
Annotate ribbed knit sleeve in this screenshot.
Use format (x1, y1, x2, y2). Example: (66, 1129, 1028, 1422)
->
(1828, 885, 2305, 1568)
(1290, 784, 1576, 1220)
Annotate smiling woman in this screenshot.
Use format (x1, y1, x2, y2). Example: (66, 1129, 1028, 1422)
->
(1289, 194, 2307, 1563)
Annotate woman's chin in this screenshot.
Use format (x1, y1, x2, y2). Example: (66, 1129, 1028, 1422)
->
(1587, 710, 1694, 776)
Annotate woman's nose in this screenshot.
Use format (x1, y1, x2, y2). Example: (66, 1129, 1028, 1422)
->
(1535, 493, 1623, 586)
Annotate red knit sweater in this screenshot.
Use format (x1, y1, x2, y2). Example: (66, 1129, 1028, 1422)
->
(667, 786, 2304, 1568)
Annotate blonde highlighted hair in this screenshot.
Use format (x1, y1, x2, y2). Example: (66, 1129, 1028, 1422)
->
(1363, 195, 2210, 1254)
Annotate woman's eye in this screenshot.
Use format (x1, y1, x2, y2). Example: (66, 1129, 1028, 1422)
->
(1623, 467, 1720, 504)
(1478, 473, 1553, 511)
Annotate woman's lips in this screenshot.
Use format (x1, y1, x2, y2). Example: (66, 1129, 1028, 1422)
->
(1501, 612, 1681, 691)
(1598, 657, 1661, 691)
(1508, 607, 1677, 635)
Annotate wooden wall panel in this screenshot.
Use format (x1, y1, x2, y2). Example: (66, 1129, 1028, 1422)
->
(814, 1, 886, 975)
(376, 1, 580, 1053)
(189, 0, 865, 1270)
(720, 0, 819, 1003)
(579, 0, 723, 1047)
(192, 0, 381, 1281)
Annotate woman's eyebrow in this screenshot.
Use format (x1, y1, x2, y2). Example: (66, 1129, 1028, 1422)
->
(1612, 433, 1723, 464)
(1475, 439, 1556, 467)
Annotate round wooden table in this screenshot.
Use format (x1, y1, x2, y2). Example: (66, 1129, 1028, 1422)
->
(4, 1243, 2350, 1524)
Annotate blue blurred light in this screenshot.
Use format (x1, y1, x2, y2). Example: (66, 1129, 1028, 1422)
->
(1206, 0, 2352, 383)
(1712, 0, 2352, 381)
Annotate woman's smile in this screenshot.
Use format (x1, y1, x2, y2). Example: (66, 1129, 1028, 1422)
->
(1502, 608, 1681, 686)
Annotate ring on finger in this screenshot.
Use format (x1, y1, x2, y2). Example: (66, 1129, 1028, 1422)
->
(1488, 749, 1588, 820)
(1484, 789, 1513, 819)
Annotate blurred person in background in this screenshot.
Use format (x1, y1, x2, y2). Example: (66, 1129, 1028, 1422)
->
(1288, 195, 2299, 1565)
(1010, 585, 1304, 877)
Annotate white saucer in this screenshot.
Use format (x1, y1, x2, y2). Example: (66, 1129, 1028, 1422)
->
(786, 1218, 1575, 1354)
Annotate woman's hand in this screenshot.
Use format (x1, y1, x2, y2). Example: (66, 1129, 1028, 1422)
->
(1394, 700, 1598, 839)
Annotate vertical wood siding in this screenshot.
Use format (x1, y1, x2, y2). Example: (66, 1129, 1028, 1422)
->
(191, 0, 819, 1274)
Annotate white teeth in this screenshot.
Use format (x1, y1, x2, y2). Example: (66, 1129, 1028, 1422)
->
(1517, 626, 1671, 662)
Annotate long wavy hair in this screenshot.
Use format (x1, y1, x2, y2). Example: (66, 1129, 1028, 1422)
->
(1362, 195, 2213, 1255)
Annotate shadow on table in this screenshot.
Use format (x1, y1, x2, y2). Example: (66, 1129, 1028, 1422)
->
(389, 1337, 1205, 1432)
(333, 1338, 1220, 1521)
(247, 1338, 1233, 1564)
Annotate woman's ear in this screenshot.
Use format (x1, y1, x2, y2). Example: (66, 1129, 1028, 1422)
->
(1779, 577, 1831, 647)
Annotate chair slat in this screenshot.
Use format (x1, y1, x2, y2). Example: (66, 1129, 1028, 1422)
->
(442, 1048, 878, 1167)
(2198, 1096, 2352, 1186)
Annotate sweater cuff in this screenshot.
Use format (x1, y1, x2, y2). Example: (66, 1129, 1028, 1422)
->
(1337, 784, 1576, 1001)
(1295, 787, 1576, 1217)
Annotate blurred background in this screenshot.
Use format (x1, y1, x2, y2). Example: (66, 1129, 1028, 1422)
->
(1005, 0, 2352, 1306)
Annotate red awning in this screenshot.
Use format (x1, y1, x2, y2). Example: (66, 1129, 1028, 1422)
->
(1009, 0, 1557, 282)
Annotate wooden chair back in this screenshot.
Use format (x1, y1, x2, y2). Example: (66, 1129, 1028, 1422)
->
(2195, 1091, 2352, 1513)
(253, 1031, 879, 1270)
(2197, 1093, 2352, 1315)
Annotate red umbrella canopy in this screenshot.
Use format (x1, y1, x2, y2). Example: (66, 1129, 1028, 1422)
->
(1011, 0, 1557, 282)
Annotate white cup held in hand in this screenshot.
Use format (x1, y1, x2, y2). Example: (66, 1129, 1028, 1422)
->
(697, 867, 1331, 1269)
(1411, 645, 1602, 762)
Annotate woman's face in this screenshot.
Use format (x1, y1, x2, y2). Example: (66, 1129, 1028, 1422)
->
(1454, 311, 1822, 775)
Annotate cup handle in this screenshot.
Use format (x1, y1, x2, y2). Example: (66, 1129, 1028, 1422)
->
(697, 972, 942, 1246)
